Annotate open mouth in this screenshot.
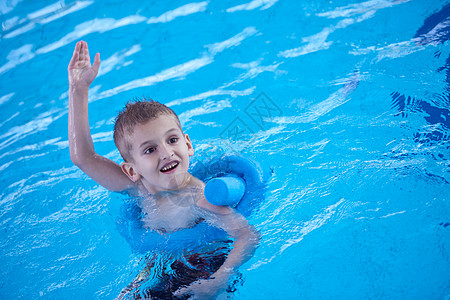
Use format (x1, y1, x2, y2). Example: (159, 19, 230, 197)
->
(160, 161, 179, 173)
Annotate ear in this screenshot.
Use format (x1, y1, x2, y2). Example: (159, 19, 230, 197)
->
(121, 162, 141, 182)
(184, 134, 194, 156)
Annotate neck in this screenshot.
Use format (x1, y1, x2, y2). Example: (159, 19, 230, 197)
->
(139, 173, 195, 195)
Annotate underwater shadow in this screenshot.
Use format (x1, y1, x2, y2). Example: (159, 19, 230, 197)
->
(391, 3, 450, 146)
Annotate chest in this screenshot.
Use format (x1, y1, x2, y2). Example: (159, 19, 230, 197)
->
(140, 196, 202, 233)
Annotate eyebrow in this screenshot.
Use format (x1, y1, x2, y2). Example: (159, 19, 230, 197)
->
(138, 128, 181, 150)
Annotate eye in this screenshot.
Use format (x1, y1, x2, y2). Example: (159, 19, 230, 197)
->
(144, 147, 156, 154)
(168, 137, 178, 144)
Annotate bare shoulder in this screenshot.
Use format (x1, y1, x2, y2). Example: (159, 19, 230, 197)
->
(197, 194, 233, 215)
(189, 176, 233, 215)
(125, 183, 143, 197)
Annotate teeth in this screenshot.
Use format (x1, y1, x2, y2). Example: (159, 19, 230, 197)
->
(161, 162, 178, 172)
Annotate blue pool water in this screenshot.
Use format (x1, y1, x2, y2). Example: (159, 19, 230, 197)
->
(1, 0, 450, 298)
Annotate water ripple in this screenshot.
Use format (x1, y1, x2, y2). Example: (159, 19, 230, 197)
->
(0, 108, 65, 151)
(271, 71, 359, 124)
(249, 198, 345, 270)
(97, 44, 142, 77)
(0, 0, 23, 14)
(279, 12, 374, 58)
(0, 92, 14, 106)
(3, 1, 94, 39)
(166, 87, 255, 107)
(226, 0, 279, 13)
(316, 0, 410, 19)
(92, 27, 258, 101)
(37, 15, 147, 55)
(147, 1, 208, 24)
(178, 99, 232, 125)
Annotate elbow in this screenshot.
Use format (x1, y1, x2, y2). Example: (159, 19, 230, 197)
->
(70, 151, 84, 168)
(250, 227, 261, 246)
(70, 153, 80, 167)
(70, 150, 92, 169)
(69, 138, 96, 168)
(240, 226, 260, 258)
(70, 151, 80, 166)
(242, 225, 260, 248)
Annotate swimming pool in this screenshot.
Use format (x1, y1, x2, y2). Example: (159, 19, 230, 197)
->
(1, 0, 449, 298)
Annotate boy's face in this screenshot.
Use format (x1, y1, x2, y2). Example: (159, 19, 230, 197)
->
(121, 114, 194, 193)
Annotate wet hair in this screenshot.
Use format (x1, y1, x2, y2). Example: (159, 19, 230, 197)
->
(113, 98, 182, 162)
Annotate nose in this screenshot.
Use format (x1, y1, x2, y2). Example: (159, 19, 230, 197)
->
(159, 144, 174, 160)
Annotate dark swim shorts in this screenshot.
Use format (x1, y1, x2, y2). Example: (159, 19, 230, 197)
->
(118, 242, 242, 300)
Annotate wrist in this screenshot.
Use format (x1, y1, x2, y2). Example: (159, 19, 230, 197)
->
(69, 84, 89, 95)
(212, 266, 234, 282)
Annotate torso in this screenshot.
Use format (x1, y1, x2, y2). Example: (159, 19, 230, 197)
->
(138, 178, 207, 234)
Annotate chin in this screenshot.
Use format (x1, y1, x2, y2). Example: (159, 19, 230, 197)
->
(164, 173, 189, 189)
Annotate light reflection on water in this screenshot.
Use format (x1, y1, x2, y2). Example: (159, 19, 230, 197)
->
(1, 0, 450, 299)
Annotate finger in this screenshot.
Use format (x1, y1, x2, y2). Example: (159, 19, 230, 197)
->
(82, 41, 91, 63)
(92, 53, 101, 75)
(78, 41, 86, 62)
(79, 41, 85, 60)
(73, 41, 81, 57)
(79, 40, 84, 54)
(68, 41, 81, 67)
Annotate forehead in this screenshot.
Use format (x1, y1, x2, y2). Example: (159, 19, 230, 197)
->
(130, 115, 182, 142)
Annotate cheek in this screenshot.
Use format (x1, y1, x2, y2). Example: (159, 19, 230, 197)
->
(138, 156, 157, 169)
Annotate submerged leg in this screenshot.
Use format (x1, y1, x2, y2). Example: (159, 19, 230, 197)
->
(116, 254, 157, 300)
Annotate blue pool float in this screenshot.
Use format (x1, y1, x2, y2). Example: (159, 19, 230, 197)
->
(116, 155, 269, 253)
(190, 155, 269, 217)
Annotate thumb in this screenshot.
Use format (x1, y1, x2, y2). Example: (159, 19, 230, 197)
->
(92, 53, 101, 75)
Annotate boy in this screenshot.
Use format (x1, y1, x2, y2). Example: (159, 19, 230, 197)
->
(67, 41, 259, 299)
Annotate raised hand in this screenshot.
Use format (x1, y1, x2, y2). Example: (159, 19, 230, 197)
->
(67, 39, 136, 193)
(68, 41, 100, 88)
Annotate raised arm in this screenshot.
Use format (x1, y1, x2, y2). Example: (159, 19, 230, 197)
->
(68, 41, 135, 192)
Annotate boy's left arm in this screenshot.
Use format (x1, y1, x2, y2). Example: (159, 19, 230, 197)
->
(175, 199, 260, 299)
